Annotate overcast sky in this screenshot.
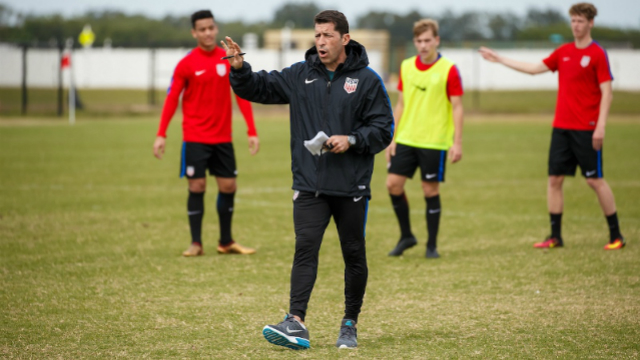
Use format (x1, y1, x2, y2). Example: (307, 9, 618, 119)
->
(3, 0, 639, 28)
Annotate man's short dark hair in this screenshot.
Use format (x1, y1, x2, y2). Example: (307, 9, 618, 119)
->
(314, 10, 349, 36)
(191, 10, 214, 29)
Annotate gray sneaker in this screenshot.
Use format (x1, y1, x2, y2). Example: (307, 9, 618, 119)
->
(262, 314, 310, 350)
(388, 237, 417, 256)
(335, 319, 357, 349)
(426, 247, 440, 259)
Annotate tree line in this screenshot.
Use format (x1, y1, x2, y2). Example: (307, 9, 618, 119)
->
(0, 2, 638, 48)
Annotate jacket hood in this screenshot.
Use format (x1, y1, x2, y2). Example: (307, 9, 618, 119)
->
(304, 39, 369, 73)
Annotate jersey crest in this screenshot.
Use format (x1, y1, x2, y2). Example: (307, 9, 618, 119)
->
(344, 77, 359, 94)
(580, 55, 591, 68)
(216, 63, 227, 77)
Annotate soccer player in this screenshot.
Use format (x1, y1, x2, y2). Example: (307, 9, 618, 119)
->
(479, 2, 625, 250)
(386, 19, 464, 259)
(153, 10, 259, 257)
(223, 10, 393, 350)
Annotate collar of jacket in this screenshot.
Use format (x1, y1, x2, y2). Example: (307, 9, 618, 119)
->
(304, 39, 370, 76)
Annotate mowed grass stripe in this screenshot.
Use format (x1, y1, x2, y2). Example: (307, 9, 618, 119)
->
(0, 114, 638, 358)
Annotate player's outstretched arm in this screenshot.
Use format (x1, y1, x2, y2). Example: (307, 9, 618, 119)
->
(478, 46, 549, 75)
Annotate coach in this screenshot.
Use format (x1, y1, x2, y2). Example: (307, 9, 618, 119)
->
(223, 10, 393, 349)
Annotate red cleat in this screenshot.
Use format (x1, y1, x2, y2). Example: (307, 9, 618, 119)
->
(534, 236, 563, 249)
(604, 238, 625, 250)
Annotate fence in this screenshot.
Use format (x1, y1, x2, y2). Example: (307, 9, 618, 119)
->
(1, 43, 639, 115)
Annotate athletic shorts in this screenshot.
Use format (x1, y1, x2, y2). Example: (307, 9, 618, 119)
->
(548, 128, 603, 178)
(388, 143, 447, 182)
(180, 142, 237, 179)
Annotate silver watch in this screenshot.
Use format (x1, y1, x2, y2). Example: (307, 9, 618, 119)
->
(347, 135, 356, 146)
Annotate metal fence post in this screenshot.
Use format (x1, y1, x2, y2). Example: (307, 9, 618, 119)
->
(21, 45, 27, 115)
(58, 45, 64, 117)
(149, 47, 156, 106)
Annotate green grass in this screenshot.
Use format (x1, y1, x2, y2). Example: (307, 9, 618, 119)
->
(1, 114, 639, 358)
(3, 87, 640, 116)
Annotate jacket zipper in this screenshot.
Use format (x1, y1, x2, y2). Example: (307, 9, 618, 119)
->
(316, 72, 333, 197)
(315, 64, 344, 197)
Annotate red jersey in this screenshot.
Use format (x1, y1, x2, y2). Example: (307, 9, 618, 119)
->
(157, 46, 257, 144)
(543, 41, 613, 130)
(397, 54, 464, 99)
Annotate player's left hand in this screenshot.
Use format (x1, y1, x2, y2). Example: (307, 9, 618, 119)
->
(449, 143, 462, 163)
(248, 136, 260, 155)
(592, 128, 605, 151)
(325, 135, 350, 154)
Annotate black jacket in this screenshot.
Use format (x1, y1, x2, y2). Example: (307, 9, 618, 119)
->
(230, 40, 394, 197)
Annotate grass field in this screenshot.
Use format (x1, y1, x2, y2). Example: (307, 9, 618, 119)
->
(1, 113, 639, 358)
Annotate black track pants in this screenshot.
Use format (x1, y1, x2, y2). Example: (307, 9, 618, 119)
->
(289, 191, 369, 322)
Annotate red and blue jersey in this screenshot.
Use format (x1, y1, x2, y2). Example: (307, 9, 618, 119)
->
(157, 46, 257, 144)
(543, 41, 613, 131)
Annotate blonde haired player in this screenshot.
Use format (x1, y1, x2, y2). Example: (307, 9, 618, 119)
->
(386, 19, 464, 258)
(479, 3, 625, 250)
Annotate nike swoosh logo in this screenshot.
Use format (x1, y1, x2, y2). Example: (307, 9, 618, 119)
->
(187, 211, 202, 215)
(353, 196, 363, 202)
(286, 326, 304, 333)
(428, 209, 441, 214)
(585, 170, 596, 176)
(195, 70, 206, 76)
(425, 173, 437, 179)
(415, 85, 426, 91)
(305, 78, 318, 84)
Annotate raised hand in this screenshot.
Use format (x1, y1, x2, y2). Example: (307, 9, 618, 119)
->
(220, 36, 244, 69)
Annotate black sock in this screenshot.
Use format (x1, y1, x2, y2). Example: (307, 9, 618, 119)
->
(425, 195, 441, 251)
(188, 191, 205, 244)
(217, 191, 235, 245)
(390, 193, 413, 239)
(606, 212, 622, 242)
(550, 213, 562, 239)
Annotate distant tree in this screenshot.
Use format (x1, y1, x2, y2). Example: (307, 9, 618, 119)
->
(525, 8, 567, 27)
(357, 9, 424, 43)
(271, 2, 320, 29)
(488, 13, 520, 41)
(439, 10, 487, 41)
(0, 3, 12, 26)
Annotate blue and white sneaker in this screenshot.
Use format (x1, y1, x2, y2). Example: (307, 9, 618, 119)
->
(262, 314, 310, 350)
(335, 319, 357, 349)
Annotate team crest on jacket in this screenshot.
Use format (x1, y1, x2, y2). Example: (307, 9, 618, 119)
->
(344, 77, 359, 94)
(580, 55, 591, 68)
(216, 63, 227, 76)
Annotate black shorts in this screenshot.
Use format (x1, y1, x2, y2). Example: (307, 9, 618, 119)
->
(388, 143, 447, 182)
(548, 128, 603, 178)
(180, 142, 237, 179)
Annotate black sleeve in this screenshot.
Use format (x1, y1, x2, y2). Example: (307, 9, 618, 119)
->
(350, 77, 394, 155)
(229, 62, 293, 105)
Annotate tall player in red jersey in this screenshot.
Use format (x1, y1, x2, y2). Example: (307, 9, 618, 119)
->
(479, 3, 625, 250)
(153, 10, 259, 256)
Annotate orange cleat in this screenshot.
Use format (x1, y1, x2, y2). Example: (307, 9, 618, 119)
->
(604, 238, 626, 250)
(182, 243, 204, 257)
(217, 241, 256, 255)
(534, 236, 563, 249)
